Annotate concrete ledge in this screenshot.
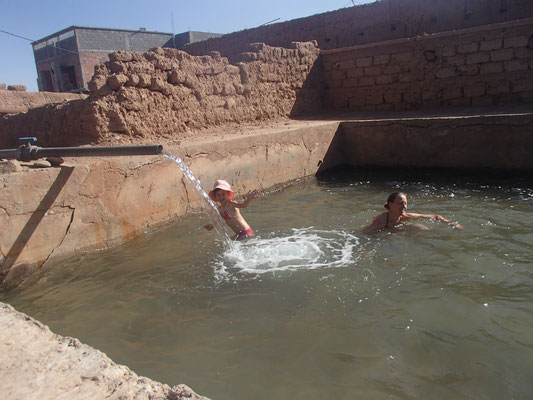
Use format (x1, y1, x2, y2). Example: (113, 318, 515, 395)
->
(0, 302, 209, 400)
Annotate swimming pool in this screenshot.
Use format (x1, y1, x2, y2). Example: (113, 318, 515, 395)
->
(2, 169, 532, 399)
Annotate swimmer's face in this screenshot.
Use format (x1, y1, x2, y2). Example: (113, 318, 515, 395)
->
(213, 188, 229, 202)
(389, 194, 408, 214)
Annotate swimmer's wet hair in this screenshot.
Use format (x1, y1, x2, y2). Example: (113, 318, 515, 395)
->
(385, 192, 406, 209)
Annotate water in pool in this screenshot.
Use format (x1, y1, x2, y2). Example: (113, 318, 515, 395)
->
(2, 170, 532, 399)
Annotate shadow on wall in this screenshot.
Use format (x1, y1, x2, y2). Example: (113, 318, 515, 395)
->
(289, 55, 326, 117)
(1, 166, 75, 282)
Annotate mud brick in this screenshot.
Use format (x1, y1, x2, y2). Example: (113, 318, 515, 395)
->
(355, 57, 373, 67)
(486, 79, 510, 95)
(466, 52, 490, 64)
(441, 86, 462, 99)
(375, 74, 394, 85)
(457, 64, 480, 76)
(435, 67, 457, 78)
(514, 47, 533, 59)
(464, 84, 487, 97)
(510, 76, 533, 92)
(504, 59, 529, 72)
(366, 91, 384, 105)
(384, 90, 402, 103)
(450, 97, 471, 106)
(480, 38, 502, 51)
(504, 36, 529, 48)
(358, 76, 375, 86)
(363, 66, 381, 76)
(338, 59, 356, 70)
(421, 89, 438, 100)
(383, 65, 401, 74)
(391, 52, 412, 62)
(490, 48, 514, 62)
(472, 95, 495, 106)
(480, 62, 504, 74)
(398, 73, 415, 82)
(347, 68, 364, 78)
(342, 78, 359, 88)
(373, 54, 390, 65)
(457, 42, 479, 54)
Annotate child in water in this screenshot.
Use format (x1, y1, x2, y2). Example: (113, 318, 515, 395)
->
(204, 179, 260, 240)
(362, 192, 462, 233)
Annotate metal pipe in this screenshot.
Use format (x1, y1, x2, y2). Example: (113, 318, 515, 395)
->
(0, 144, 163, 161)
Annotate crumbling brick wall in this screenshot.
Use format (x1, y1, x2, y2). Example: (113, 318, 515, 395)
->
(0, 42, 322, 148)
(321, 19, 533, 111)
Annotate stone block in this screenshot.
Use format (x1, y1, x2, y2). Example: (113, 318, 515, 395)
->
(466, 52, 490, 65)
(504, 36, 529, 48)
(490, 48, 514, 62)
(479, 38, 502, 51)
(457, 42, 479, 54)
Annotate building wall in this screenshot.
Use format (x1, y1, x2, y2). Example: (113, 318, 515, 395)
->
(321, 19, 533, 111)
(184, 0, 533, 62)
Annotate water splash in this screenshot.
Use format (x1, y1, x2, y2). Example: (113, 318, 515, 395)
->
(163, 153, 234, 249)
(214, 227, 360, 277)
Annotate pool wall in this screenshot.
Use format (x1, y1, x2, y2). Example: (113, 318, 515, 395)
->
(0, 121, 339, 282)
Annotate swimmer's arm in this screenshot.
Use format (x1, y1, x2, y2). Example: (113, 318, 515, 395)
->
(233, 189, 260, 208)
(405, 213, 462, 229)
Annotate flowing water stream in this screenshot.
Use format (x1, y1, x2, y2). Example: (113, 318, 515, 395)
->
(1, 169, 532, 400)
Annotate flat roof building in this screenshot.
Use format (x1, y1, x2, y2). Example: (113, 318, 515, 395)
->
(32, 26, 222, 93)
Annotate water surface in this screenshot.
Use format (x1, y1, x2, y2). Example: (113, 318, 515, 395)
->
(2, 170, 532, 399)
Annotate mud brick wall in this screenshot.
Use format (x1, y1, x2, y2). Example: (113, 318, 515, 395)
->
(184, 0, 533, 62)
(0, 42, 322, 149)
(321, 19, 533, 111)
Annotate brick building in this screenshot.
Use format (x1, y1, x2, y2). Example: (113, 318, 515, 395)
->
(32, 26, 222, 93)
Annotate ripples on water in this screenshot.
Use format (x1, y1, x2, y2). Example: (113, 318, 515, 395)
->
(1, 171, 532, 400)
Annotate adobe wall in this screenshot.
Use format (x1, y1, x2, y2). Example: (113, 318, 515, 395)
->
(184, 0, 533, 62)
(321, 19, 533, 111)
(0, 42, 322, 149)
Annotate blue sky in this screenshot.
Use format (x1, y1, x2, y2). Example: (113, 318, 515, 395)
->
(1, 0, 368, 92)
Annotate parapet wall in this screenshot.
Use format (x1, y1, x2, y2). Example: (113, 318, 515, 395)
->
(184, 0, 533, 62)
(0, 91, 86, 115)
(321, 19, 533, 111)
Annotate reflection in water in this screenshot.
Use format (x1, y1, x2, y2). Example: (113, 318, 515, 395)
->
(1, 172, 533, 400)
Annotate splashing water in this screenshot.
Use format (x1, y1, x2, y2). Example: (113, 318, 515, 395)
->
(163, 153, 234, 249)
(214, 227, 360, 277)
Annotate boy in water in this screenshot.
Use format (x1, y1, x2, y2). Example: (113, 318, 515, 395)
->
(363, 192, 462, 233)
(204, 179, 260, 240)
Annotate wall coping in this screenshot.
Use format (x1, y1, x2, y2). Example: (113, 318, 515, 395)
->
(320, 17, 533, 55)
